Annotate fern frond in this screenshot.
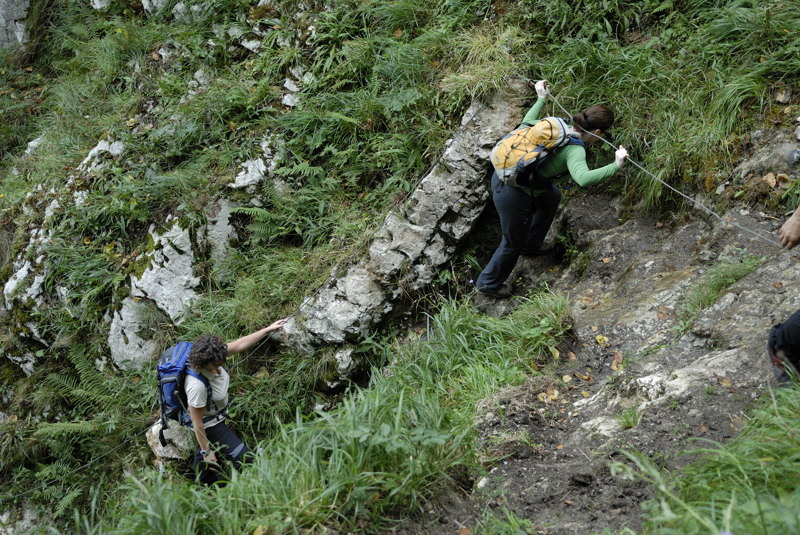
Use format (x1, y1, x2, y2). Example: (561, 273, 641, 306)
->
(33, 420, 104, 439)
(68, 344, 116, 396)
(231, 206, 271, 218)
(55, 487, 83, 518)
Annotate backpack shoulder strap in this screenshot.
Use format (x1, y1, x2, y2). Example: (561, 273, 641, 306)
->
(566, 136, 586, 148)
(184, 368, 219, 418)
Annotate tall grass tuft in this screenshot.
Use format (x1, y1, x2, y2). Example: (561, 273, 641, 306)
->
(80, 294, 571, 533)
(676, 254, 763, 335)
(615, 387, 800, 534)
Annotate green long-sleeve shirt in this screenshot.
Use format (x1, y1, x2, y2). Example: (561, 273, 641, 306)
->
(520, 97, 619, 189)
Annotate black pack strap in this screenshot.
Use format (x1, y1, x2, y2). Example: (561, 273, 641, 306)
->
(184, 367, 227, 429)
(157, 369, 169, 447)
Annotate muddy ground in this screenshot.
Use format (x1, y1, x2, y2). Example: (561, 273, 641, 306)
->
(396, 184, 795, 534)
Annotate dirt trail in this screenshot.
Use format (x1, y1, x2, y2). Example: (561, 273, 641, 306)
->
(400, 190, 796, 534)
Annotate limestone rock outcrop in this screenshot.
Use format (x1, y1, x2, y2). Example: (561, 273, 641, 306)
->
(284, 81, 529, 362)
(0, 0, 28, 49)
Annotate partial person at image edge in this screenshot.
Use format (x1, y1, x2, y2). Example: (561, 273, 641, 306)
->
(767, 207, 800, 383)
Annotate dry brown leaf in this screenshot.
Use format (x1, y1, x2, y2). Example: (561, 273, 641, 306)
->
(699, 423, 709, 434)
(602, 257, 612, 264)
(555, 444, 565, 450)
(774, 281, 784, 289)
(567, 351, 577, 360)
(458, 528, 472, 535)
(655, 221, 664, 228)
(762, 172, 777, 188)
(718, 377, 733, 388)
(393, 29, 403, 37)
(132, 375, 140, 384)
(591, 325, 599, 332)
(611, 351, 623, 371)
(564, 499, 577, 506)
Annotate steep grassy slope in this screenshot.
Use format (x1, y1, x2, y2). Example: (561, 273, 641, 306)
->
(1, 0, 799, 532)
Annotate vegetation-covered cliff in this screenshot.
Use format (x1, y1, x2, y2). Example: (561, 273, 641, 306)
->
(1, 0, 799, 533)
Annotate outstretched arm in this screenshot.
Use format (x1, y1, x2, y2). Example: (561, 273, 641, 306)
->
(226, 318, 287, 355)
(520, 79, 550, 125)
(779, 206, 800, 250)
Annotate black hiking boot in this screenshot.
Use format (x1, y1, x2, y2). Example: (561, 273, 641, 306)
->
(521, 247, 554, 257)
(477, 286, 512, 299)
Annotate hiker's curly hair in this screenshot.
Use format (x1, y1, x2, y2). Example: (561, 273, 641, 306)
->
(188, 334, 228, 369)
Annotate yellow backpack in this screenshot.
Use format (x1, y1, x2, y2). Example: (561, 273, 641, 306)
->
(489, 117, 576, 187)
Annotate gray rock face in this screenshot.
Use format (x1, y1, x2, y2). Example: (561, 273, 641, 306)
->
(107, 298, 160, 370)
(284, 81, 528, 355)
(0, 0, 28, 49)
(142, 0, 169, 14)
(131, 223, 200, 323)
(202, 199, 240, 271)
(108, 200, 241, 370)
(734, 133, 800, 180)
(146, 421, 193, 459)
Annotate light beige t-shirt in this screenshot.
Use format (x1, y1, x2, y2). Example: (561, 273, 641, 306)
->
(185, 367, 230, 428)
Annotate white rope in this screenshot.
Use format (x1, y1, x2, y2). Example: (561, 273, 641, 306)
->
(542, 84, 783, 249)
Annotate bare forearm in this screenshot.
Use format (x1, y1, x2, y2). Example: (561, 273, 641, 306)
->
(226, 318, 286, 355)
(189, 407, 210, 450)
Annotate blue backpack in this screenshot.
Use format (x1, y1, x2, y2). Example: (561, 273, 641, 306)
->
(156, 342, 215, 446)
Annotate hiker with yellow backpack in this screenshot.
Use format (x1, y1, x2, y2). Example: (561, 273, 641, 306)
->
(476, 80, 629, 298)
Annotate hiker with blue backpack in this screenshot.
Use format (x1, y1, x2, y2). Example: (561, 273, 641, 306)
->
(476, 80, 629, 298)
(157, 318, 286, 484)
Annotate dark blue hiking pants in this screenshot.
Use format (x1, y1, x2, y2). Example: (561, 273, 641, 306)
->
(193, 421, 253, 485)
(477, 172, 561, 293)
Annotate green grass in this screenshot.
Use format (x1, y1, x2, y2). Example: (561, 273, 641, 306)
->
(63, 294, 571, 533)
(2, 0, 800, 529)
(676, 253, 763, 335)
(618, 407, 643, 430)
(615, 387, 800, 534)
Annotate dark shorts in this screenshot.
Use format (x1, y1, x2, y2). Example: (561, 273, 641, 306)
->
(193, 421, 253, 485)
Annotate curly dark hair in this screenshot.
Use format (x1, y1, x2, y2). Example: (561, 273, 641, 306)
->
(188, 334, 228, 369)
